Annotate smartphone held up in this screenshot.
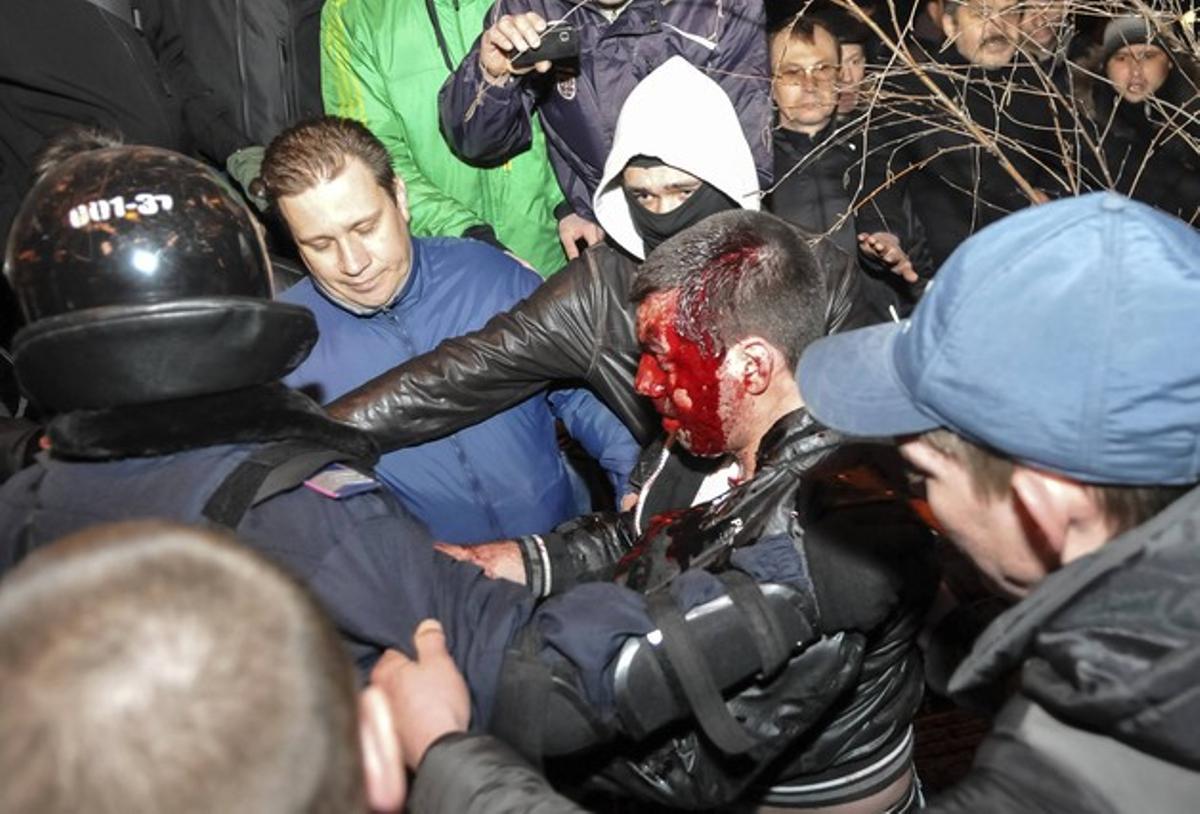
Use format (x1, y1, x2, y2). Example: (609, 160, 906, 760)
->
(511, 24, 580, 69)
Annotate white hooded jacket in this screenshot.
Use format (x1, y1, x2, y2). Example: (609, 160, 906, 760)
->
(592, 56, 762, 259)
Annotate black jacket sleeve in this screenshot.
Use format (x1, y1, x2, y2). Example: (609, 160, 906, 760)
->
(326, 249, 655, 450)
(411, 733, 588, 814)
(522, 510, 640, 598)
(813, 233, 899, 331)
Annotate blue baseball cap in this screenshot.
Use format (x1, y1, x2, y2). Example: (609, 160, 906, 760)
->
(798, 193, 1200, 485)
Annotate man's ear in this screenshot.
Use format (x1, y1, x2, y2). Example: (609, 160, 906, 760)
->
(1011, 466, 1105, 566)
(275, 197, 312, 269)
(393, 177, 410, 222)
(941, 9, 958, 39)
(733, 338, 776, 396)
(359, 686, 405, 812)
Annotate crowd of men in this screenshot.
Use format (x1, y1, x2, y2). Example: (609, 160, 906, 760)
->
(0, 0, 1199, 812)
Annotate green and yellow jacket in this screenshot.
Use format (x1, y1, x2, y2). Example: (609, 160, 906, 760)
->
(322, 0, 566, 275)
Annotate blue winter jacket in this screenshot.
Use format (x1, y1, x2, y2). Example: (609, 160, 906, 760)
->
(0, 441, 534, 726)
(282, 237, 639, 543)
(439, 0, 771, 221)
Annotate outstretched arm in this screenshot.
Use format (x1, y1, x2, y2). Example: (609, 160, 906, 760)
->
(326, 252, 652, 450)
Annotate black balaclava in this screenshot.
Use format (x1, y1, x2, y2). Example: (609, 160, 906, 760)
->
(623, 157, 739, 253)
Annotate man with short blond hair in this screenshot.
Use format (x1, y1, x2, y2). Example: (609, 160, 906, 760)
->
(0, 521, 381, 814)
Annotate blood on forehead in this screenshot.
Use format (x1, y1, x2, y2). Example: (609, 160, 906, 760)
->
(642, 293, 731, 456)
(674, 239, 763, 359)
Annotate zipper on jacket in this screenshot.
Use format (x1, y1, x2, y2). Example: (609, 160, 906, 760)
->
(279, 36, 294, 122)
(424, 0, 457, 73)
(633, 443, 672, 536)
(383, 310, 505, 537)
(234, 0, 251, 135)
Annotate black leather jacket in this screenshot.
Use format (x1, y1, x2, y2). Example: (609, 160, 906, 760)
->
(412, 734, 586, 814)
(328, 236, 890, 449)
(928, 483, 1200, 813)
(528, 410, 938, 807)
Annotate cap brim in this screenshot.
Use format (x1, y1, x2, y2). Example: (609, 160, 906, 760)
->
(798, 322, 942, 438)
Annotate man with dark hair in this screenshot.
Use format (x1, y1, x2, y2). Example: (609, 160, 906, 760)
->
(767, 15, 858, 254)
(629, 209, 826, 374)
(766, 13, 926, 304)
(855, 0, 1068, 280)
(445, 209, 935, 811)
(799, 193, 1200, 809)
(261, 116, 637, 543)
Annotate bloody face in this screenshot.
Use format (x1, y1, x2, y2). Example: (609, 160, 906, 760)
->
(634, 290, 739, 456)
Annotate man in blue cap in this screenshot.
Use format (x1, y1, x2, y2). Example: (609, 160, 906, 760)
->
(797, 192, 1200, 810)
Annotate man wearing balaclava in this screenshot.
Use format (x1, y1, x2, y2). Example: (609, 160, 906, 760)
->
(324, 58, 886, 451)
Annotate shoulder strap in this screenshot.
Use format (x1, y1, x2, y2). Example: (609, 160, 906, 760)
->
(720, 571, 791, 679)
(645, 589, 762, 755)
(202, 441, 351, 530)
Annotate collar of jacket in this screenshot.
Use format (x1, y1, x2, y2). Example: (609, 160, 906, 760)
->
(579, 0, 658, 34)
(45, 382, 380, 464)
(774, 116, 838, 156)
(947, 482, 1200, 701)
(756, 407, 842, 473)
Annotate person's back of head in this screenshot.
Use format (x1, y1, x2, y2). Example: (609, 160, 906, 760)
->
(0, 521, 363, 814)
(3, 144, 316, 414)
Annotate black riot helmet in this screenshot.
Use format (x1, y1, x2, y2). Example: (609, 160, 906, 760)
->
(3, 146, 316, 412)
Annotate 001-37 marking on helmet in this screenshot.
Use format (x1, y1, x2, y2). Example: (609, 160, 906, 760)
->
(68, 193, 175, 228)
